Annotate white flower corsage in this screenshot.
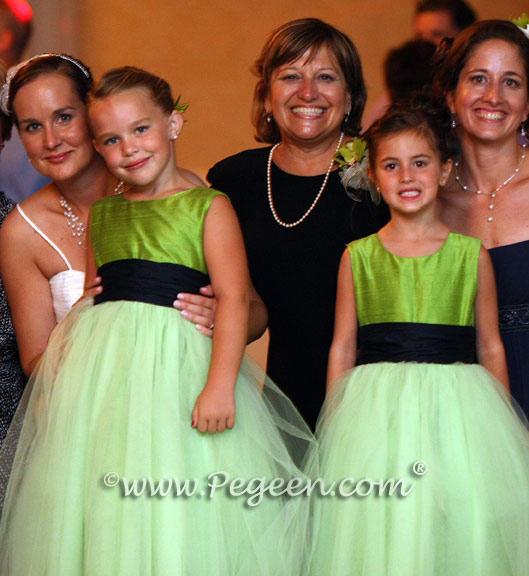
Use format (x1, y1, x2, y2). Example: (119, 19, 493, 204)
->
(334, 137, 379, 204)
(513, 13, 529, 40)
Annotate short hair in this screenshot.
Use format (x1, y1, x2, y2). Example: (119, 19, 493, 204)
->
(7, 54, 93, 125)
(434, 20, 529, 95)
(91, 66, 175, 115)
(0, 0, 32, 62)
(415, 0, 477, 32)
(252, 18, 366, 143)
(365, 93, 454, 167)
(385, 40, 437, 102)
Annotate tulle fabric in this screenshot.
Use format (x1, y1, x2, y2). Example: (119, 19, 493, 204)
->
(0, 298, 314, 575)
(309, 362, 529, 576)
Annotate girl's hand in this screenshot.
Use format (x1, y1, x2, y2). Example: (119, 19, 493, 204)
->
(174, 285, 216, 337)
(83, 275, 103, 298)
(191, 385, 235, 434)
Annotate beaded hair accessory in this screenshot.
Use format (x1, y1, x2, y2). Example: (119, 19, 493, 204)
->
(0, 53, 91, 116)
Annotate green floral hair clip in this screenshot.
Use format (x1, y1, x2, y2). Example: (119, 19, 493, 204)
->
(334, 137, 380, 204)
(513, 13, 529, 39)
(174, 96, 189, 114)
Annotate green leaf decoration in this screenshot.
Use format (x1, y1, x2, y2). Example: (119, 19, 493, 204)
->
(334, 137, 367, 167)
(174, 95, 189, 114)
(513, 12, 529, 28)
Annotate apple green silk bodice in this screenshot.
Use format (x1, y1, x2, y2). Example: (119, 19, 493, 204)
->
(90, 188, 224, 273)
(89, 188, 224, 308)
(348, 232, 481, 364)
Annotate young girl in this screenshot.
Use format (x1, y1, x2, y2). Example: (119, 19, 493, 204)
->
(0, 67, 313, 575)
(310, 96, 529, 575)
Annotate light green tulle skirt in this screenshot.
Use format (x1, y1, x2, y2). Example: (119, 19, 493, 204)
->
(0, 298, 314, 575)
(309, 362, 529, 576)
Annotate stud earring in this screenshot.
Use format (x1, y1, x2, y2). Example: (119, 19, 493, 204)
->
(451, 115, 457, 129)
(266, 113, 272, 124)
(171, 134, 178, 141)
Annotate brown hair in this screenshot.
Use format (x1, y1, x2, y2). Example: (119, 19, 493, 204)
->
(8, 54, 93, 125)
(434, 20, 529, 95)
(91, 66, 174, 115)
(366, 92, 455, 167)
(252, 18, 366, 143)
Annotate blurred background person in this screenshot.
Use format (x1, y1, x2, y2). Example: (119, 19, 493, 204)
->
(415, 0, 477, 45)
(0, 0, 50, 202)
(363, 0, 477, 129)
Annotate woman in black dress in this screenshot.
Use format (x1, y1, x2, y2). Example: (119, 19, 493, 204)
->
(181, 19, 388, 428)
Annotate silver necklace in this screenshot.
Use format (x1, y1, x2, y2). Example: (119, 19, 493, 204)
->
(454, 144, 526, 223)
(59, 194, 86, 247)
(267, 132, 344, 228)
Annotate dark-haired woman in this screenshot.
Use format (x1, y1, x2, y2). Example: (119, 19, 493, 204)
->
(203, 19, 388, 429)
(435, 20, 529, 417)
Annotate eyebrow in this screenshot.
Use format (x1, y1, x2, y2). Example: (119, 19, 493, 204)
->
(19, 106, 77, 126)
(467, 67, 523, 77)
(380, 154, 432, 162)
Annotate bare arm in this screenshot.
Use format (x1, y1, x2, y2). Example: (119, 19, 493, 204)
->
(191, 195, 250, 433)
(475, 246, 509, 391)
(327, 249, 358, 394)
(0, 210, 58, 376)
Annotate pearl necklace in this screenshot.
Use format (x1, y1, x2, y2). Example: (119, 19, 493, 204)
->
(59, 194, 86, 247)
(454, 144, 526, 223)
(267, 133, 344, 228)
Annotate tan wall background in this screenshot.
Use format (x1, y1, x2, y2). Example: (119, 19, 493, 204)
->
(25, 0, 529, 365)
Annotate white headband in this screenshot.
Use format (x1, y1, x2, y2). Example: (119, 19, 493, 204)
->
(0, 53, 91, 116)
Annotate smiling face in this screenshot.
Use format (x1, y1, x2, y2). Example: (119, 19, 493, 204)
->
(264, 44, 351, 148)
(446, 39, 529, 144)
(13, 72, 95, 182)
(372, 130, 452, 217)
(90, 88, 181, 189)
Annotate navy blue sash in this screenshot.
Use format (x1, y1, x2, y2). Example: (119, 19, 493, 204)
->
(94, 259, 209, 308)
(357, 323, 476, 365)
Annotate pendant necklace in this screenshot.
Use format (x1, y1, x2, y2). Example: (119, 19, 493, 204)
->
(453, 144, 526, 223)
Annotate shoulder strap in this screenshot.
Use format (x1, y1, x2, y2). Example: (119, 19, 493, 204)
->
(16, 204, 73, 270)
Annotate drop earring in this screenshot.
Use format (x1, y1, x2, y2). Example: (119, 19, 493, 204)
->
(521, 124, 527, 138)
(451, 115, 457, 129)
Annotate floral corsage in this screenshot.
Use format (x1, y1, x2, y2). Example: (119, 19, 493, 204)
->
(513, 13, 529, 39)
(334, 137, 380, 204)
